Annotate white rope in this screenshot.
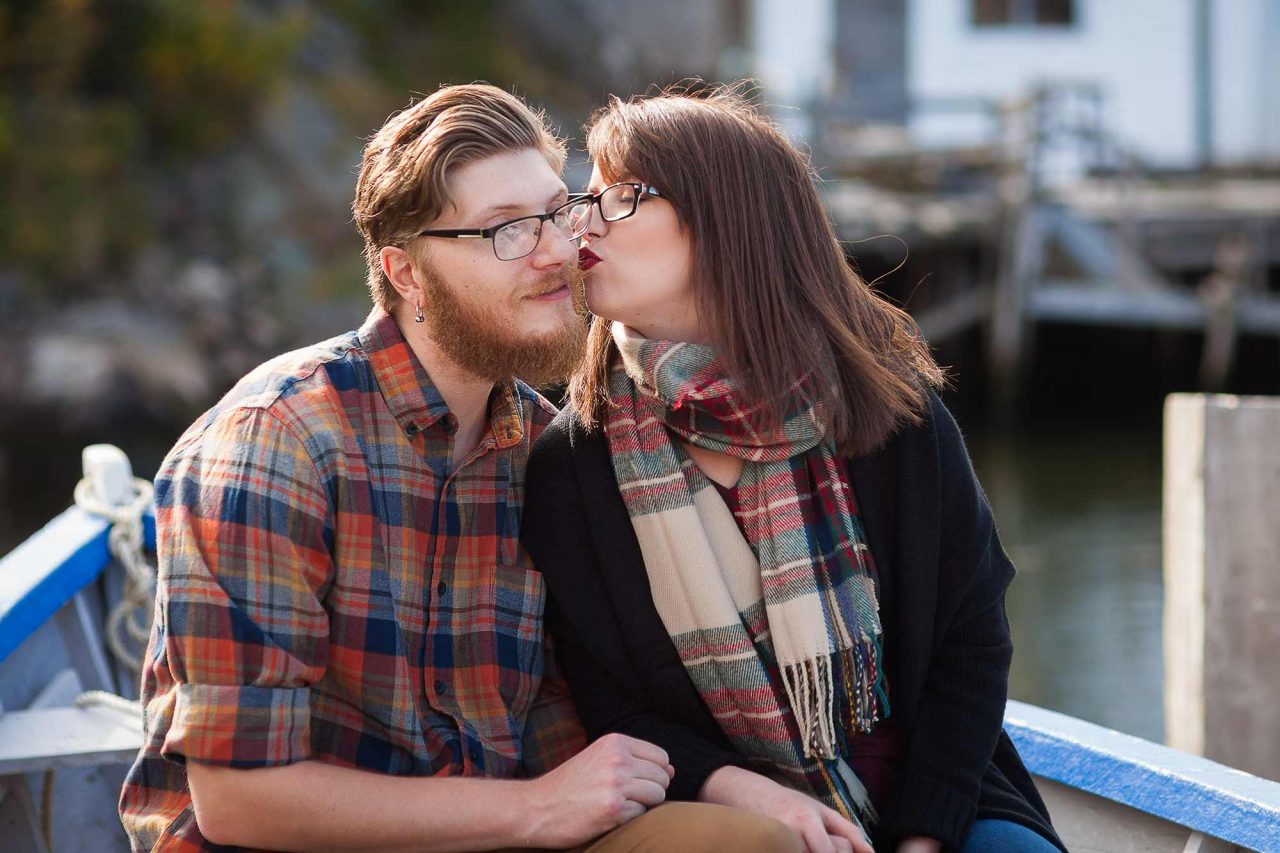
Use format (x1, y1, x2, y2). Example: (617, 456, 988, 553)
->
(36, 468, 151, 847)
(74, 689, 144, 717)
(72, 474, 155, 675)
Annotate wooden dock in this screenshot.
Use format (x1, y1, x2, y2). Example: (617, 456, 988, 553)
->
(819, 84, 1280, 415)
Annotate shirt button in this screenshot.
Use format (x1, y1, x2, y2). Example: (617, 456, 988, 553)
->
(434, 680, 447, 695)
(437, 581, 447, 596)
(468, 743, 484, 762)
(405, 424, 418, 437)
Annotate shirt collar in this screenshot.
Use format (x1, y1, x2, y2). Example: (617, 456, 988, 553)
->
(358, 306, 526, 448)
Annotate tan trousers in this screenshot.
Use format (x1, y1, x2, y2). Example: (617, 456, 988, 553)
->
(495, 802, 804, 853)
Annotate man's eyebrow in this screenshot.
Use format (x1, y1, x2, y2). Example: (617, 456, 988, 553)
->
(472, 188, 569, 221)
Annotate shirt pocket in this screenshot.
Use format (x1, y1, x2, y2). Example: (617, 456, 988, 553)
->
(489, 561, 546, 720)
(439, 561, 545, 752)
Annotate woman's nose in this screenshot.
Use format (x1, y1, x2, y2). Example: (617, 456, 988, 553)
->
(582, 204, 608, 240)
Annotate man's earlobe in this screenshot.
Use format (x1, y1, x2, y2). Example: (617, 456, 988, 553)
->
(380, 245, 420, 307)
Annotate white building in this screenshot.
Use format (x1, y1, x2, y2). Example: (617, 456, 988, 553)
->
(746, 0, 1280, 170)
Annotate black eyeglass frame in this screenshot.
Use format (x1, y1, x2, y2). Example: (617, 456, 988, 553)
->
(417, 194, 591, 261)
(574, 182, 663, 224)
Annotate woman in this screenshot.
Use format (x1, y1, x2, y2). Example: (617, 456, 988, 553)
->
(522, 85, 1064, 853)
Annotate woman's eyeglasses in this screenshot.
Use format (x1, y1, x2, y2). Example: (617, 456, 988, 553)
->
(564, 183, 662, 231)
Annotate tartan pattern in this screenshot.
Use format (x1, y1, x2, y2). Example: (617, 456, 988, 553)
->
(119, 307, 585, 851)
(604, 324, 886, 825)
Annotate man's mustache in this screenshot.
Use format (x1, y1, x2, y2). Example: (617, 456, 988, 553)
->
(523, 266, 585, 300)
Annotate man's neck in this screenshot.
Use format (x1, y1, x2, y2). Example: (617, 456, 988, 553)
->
(399, 317, 495, 465)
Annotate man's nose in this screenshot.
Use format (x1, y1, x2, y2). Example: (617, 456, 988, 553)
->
(529, 219, 578, 268)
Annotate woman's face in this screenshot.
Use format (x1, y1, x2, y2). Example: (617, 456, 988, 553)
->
(578, 161, 702, 343)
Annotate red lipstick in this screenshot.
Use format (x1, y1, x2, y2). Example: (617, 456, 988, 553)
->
(578, 247, 602, 271)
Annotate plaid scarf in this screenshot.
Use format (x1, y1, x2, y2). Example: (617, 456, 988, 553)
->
(603, 323, 888, 824)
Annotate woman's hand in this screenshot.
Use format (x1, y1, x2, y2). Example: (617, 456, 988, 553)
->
(896, 836, 943, 853)
(700, 765, 873, 853)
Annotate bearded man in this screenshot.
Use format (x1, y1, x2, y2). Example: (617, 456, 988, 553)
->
(119, 84, 799, 853)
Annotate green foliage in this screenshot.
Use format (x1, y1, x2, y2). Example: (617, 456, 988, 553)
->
(0, 1, 576, 302)
(0, 0, 306, 290)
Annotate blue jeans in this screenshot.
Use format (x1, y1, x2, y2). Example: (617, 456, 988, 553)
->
(959, 819, 1060, 852)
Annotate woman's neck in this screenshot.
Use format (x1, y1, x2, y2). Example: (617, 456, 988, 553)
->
(628, 313, 708, 345)
(681, 441, 744, 489)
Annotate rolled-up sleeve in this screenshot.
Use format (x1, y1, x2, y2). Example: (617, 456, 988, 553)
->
(153, 405, 334, 769)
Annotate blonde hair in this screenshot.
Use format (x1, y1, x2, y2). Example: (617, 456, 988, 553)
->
(352, 84, 566, 311)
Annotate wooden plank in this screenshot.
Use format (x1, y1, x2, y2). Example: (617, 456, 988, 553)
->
(1005, 700, 1280, 852)
(0, 507, 156, 666)
(28, 669, 82, 710)
(0, 706, 142, 775)
(1049, 208, 1172, 293)
(0, 778, 50, 853)
(53, 592, 115, 694)
(913, 286, 991, 343)
(1033, 777, 1238, 852)
(1030, 283, 1280, 333)
(1165, 396, 1207, 757)
(1164, 395, 1280, 779)
(1182, 832, 1240, 853)
(1165, 395, 1280, 782)
(0, 508, 112, 665)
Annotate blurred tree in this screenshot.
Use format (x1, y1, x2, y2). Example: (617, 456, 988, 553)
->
(0, 0, 726, 308)
(0, 0, 306, 294)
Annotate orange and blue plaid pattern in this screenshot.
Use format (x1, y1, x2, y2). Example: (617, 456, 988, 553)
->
(119, 307, 585, 851)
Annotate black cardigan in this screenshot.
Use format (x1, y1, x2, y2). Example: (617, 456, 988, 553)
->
(522, 393, 1064, 852)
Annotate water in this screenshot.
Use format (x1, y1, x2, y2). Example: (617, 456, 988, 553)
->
(0, 416, 1168, 742)
(967, 422, 1165, 742)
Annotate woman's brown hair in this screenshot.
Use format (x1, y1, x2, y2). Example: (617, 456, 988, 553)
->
(568, 83, 945, 456)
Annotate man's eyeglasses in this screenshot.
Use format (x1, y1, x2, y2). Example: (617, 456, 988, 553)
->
(416, 183, 663, 261)
(418, 196, 591, 262)
(564, 183, 662, 231)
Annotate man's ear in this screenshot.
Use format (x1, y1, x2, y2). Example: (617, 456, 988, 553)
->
(380, 245, 423, 307)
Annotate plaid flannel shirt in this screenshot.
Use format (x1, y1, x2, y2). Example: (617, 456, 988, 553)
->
(120, 307, 585, 851)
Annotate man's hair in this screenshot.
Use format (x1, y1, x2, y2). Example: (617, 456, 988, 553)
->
(353, 84, 566, 312)
(569, 82, 945, 456)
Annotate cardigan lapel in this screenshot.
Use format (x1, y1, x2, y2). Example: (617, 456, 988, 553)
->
(852, 414, 939, 728)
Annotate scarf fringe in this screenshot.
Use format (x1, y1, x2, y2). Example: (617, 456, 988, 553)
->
(834, 758, 878, 824)
(785, 639, 888, 761)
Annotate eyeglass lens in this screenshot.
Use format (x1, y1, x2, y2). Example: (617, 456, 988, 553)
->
(492, 203, 582, 260)
(562, 184, 640, 239)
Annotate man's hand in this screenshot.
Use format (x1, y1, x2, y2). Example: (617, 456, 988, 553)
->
(523, 733, 675, 848)
(699, 765, 873, 853)
(896, 837, 943, 853)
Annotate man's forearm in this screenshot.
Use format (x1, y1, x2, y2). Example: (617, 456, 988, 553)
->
(188, 759, 540, 852)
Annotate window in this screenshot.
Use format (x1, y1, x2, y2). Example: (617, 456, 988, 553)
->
(973, 0, 1075, 27)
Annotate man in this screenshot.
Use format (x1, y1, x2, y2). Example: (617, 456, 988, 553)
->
(119, 84, 796, 852)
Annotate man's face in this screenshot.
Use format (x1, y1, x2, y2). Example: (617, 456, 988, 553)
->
(413, 148, 586, 387)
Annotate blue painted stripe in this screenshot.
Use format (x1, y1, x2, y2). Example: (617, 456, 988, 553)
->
(1006, 699, 1280, 850)
(0, 506, 157, 664)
